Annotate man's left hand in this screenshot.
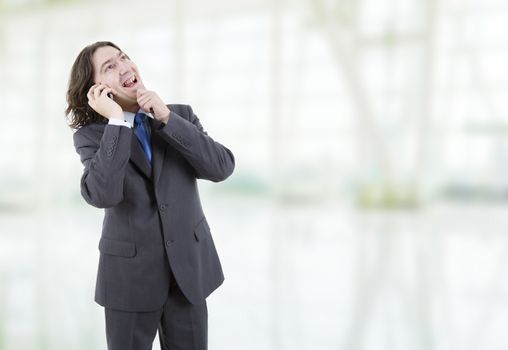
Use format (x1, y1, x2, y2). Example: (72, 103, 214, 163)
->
(136, 88, 170, 124)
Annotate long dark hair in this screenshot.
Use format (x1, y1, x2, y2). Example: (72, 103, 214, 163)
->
(65, 41, 123, 130)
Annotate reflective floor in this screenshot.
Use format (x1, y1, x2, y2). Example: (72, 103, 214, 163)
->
(1, 196, 508, 350)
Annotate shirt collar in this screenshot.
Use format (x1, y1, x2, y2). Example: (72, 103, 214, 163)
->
(123, 108, 154, 127)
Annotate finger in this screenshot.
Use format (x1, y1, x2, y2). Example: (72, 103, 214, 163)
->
(101, 87, 112, 96)
(87, 84, 97, 99)
(138, 97, 153, 111)
(140, 99, 153, 112)
(137, 91, 154, 102)
(87, 87, 96, 102)
(93, 84, 104, 99)
(137, 98, 148, 110)
(136, 87, 147, 96)
(88, 83, 97, 93)
(139, 100, 149, 111)
(137, 90, 151, 101)
(96, 84, 109, 98)
(137, 94, 150, 105)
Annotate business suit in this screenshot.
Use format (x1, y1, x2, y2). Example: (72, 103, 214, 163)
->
(73, 104, 234, 349)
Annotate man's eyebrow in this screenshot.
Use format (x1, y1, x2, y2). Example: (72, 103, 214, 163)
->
(100, 51, 125, 73)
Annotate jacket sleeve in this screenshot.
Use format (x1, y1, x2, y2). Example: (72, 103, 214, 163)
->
(73, 124, 132, 208)
(155, 105, 235, 182)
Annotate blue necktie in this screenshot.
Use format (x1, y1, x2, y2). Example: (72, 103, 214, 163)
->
(134, 113, 152, 163)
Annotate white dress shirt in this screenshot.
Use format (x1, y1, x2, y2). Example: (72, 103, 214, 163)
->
(108, 108, 155, 129)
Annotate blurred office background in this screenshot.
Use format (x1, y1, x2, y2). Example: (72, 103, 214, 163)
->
(1, 0, 508, 349)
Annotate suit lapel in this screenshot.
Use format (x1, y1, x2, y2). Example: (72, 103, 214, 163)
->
(130, 132, 152, 180)
(149, 118, 167, 185)
(129, 117, 167, 182)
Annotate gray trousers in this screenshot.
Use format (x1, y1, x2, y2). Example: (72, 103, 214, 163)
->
(104, 268, 208, 350)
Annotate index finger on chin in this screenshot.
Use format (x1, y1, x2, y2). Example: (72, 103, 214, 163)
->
(136, 87, 147, 96)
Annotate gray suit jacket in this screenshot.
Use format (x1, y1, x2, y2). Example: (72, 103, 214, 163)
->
(73, 104, 235, 312)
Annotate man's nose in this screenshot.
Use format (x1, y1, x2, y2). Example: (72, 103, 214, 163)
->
(118, 61, 129, 74)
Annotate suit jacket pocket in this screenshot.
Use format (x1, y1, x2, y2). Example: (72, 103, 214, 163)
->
(99, 237, 136, 257)
(194, 217, 211, 242)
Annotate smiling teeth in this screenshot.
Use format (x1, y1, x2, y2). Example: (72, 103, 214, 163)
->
(123, 76, 136, 87)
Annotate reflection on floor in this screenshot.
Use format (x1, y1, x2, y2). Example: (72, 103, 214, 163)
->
(1, 197, 507, 350)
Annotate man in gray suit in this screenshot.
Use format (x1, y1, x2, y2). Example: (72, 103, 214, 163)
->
(65, 41, 235, 350)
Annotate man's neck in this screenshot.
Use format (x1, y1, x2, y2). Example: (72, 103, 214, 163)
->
(120, 101, 139, 113)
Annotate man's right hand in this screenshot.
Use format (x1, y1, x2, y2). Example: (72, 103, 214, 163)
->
(87, 83, 123, 119)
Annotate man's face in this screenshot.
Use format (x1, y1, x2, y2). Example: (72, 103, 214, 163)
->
(92, 45, 145, 107)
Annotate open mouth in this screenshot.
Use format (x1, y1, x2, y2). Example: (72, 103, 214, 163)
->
(122, 75, 138, 88)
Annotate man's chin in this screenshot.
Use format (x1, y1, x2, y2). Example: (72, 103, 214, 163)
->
(116, 92, 137, 102)
(115, 96, 138, 110)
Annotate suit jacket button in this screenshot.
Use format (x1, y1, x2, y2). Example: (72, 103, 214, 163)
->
(159, 203, 166, 211)
(165, 240, 174, 246)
